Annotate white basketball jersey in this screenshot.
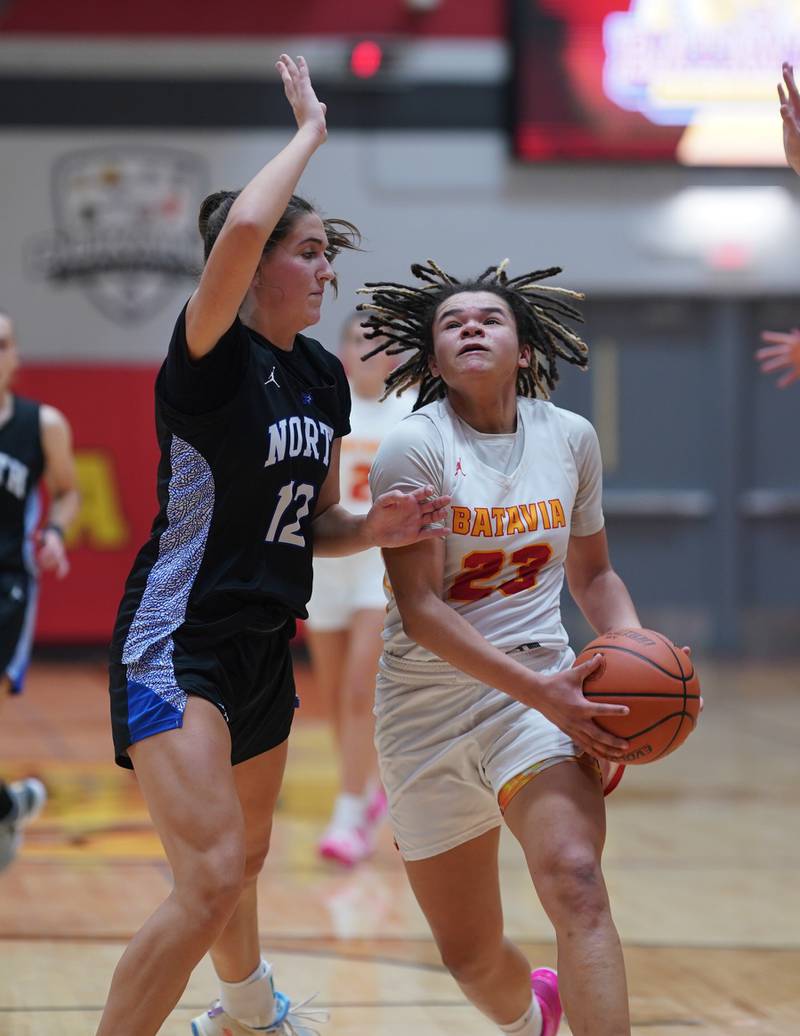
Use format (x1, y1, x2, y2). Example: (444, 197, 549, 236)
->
(371, 397, 605, 660)
(339, 392, 411, 514)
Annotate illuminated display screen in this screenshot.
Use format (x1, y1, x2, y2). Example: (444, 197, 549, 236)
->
(511, 0, 799, 165)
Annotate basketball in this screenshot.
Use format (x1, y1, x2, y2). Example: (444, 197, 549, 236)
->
(573, 628, 700, 764)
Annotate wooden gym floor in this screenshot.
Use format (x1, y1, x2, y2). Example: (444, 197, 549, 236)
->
(0, 653, 798, 1035)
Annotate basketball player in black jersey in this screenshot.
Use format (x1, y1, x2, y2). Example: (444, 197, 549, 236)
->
(98, 56, 449, 1036)
(0, 308, 79, 872)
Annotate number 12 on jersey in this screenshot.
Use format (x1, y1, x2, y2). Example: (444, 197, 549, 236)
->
(265, 481, 315, 547)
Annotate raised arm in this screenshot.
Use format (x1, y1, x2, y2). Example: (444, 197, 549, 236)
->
(185, 55, 327, 358)
(778, 61, 800, 176)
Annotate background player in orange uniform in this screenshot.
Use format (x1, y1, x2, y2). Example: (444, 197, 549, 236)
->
(305, 313, 408, 865)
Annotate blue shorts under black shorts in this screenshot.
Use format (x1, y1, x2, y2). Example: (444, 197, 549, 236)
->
(109, 616, 298, 770)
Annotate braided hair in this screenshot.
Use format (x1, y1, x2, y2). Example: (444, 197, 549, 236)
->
(357, 259, 588, 409)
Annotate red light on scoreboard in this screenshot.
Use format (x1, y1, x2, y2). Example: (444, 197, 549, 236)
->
(350, 40, 384, 79)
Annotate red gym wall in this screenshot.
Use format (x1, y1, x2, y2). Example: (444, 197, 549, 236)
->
(0, 1, 504, 37)
(15, 366, 161, 643)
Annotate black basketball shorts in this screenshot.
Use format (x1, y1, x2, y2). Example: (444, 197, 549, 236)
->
(109, 618, 298, 770)
(0, 572, 36, 695)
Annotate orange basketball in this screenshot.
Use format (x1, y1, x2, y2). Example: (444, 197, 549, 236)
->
(573, 628, 700, 764)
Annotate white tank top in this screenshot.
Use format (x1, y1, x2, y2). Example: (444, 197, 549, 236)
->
(369, 396, 605, 659)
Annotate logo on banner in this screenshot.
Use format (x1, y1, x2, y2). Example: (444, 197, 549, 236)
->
(29, 146, 208, 325)
(604, 0, 800, 125)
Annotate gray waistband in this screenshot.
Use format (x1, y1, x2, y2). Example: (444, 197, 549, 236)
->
(380, 643, 565, 677)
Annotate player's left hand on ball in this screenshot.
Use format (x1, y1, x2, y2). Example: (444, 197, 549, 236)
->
(366, 485, 451, 548)
(537, 656, 630, 762)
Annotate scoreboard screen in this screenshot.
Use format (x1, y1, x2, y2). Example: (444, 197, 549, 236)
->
(511, 0, 799, 165)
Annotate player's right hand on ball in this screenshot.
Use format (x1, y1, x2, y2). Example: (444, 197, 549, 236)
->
(537, 654, 630, 761)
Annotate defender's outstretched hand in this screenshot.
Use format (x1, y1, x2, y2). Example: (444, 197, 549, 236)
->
(757, 328, 800, 389)
(366, 486, 451, 548)
(276, 54, 327, 145)
(778, 62, 800, 175)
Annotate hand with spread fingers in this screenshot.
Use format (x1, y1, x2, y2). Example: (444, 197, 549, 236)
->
(778, 61, 800, 175)
(366, 485, 451, 548)
(756, 328, 800, 389)
(534, 653, 631, 762)
(275, 53, 327, 146)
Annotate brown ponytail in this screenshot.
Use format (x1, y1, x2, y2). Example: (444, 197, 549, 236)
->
(196, 191, 361, 275)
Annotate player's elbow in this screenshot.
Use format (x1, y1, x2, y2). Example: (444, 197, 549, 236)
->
(396, 596, 438, 645)
(222, 211, 268, 249)
(398, 606, 422, 641)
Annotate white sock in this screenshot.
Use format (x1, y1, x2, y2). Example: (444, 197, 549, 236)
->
(330, 792, 367, 830)
(219, 958, 275, 1029)
(499, 994, 543, 1036)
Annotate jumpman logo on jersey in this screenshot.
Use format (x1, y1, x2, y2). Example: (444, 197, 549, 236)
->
(454, 457, 467, 478)
(264, 366, 280, 388)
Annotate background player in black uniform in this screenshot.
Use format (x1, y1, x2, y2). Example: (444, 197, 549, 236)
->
(98, 56, 448, 1036)
(0, 307, 79, 872)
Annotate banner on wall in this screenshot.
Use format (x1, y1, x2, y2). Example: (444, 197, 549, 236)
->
(28, 145, 206, 326)
(15, 365, 160, 643)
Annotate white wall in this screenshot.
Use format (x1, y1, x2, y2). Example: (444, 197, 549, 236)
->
(3, 128, 800, 361)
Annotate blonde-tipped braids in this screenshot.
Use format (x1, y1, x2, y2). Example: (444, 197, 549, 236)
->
(357, 259, 588, 409)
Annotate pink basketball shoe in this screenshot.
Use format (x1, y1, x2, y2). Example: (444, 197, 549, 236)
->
(318, 824, 371, 867)
(531, 967, 562, 1036)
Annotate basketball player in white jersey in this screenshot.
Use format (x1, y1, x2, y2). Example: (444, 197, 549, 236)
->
(305, 313, 409, 865)
(364, 260, 639, 1036)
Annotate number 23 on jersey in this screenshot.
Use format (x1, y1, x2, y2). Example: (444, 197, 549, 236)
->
(449, 544, 553, 602)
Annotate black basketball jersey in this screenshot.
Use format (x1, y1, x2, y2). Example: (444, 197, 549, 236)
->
(112, 306, 351, 662)
(0, 396, 44, 574)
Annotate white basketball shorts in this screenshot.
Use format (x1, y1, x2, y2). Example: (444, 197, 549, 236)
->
(305, 549, 387, 631)
(374, 644, 580, 861)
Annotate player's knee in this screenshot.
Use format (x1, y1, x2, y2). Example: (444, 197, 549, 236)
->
(242, 830, 272, 883)
(537, 850, 608, 927)
(177, 840, 246, 926)
(438, 935, 498, 986)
